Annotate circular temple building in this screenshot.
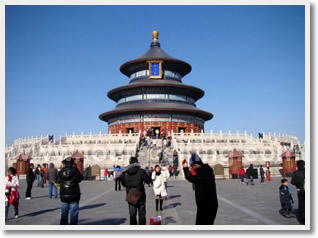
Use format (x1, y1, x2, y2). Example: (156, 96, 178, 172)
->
(99, 31, 213, 137)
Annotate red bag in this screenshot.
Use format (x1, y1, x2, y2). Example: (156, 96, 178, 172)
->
(150, 216, 162, 225)
(9, 190, 19, 207)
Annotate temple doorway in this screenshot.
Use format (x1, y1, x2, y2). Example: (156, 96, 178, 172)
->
(152, 127, 161, 138)
(126, 128, 134, 133)
(178, 127, 186, 133)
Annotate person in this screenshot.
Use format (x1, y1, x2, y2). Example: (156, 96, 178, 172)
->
(114, 165, 122, 191)
(291, 160, 305, 224)
(58, 157, 83, 225)
(35, 164, 42, 187)
(25, 163, 35, 199)
(104, 168, 108, 181)
(239, 167, 245, 184)
(47, 163, 58, 199)
(259, 165, 265, 184)
(158, 151, 163, 164)
(246, 164, 255, 185)
(152, 165, 168, 211)
(173, 150, 179, 178)
(119, 157, 151, 225)
(173, 163, 178, 178)
(173, 150, 178, 163)
(144, 167, 151, 187)
(279, 179, 295, 218)
(5, 167, 20, 219)
(41, 164, 47, 188)
(168, 165, 173, 177)
(182, 153, 218, 225)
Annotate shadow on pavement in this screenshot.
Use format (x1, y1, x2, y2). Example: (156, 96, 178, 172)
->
(79, 218, 127, 225)
(168, 194, 181, 199)
(164, 202, 181, 209)
(162, 216, 177, 225)
(31, 195, 52, 199)
(80, 203, 106, 211)
(20, 207, 60, 217)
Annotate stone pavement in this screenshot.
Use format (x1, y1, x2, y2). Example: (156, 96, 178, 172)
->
(5, 177, 302, 226)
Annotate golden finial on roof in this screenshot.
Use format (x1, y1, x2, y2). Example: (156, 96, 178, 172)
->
(152, 30, 159, 42)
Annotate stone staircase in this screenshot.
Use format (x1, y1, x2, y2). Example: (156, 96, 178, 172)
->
(137, 139, 176, 169)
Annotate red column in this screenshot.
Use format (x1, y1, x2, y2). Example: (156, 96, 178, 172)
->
(168, 121, 172, 133)
(191, 122, 195, 132)
(140, 121, 144, 136)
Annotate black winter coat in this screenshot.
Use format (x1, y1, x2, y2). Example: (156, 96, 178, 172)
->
(26, 168, 35, 183)
(246, 167, 255, 178)
(183, 164, 218, 224)
(119, 164, 151, 193)
(279, 185, 293, 210)
(291, 168, 305, 194)
(58, 166, 83, 203)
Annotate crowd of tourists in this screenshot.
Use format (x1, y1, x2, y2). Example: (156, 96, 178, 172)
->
(5, 154, 305, 226)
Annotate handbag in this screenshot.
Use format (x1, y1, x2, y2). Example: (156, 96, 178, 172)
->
(125, 174, 142, 206)
(126, 188, 143, 206)
(9, 190, 19, 207)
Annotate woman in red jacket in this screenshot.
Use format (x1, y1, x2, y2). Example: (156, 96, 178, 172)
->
(104, 169, 108, 181)
(239, 167, 246, 184)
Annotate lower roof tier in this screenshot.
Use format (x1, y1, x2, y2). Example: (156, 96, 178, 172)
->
(99, 102, 213, 122)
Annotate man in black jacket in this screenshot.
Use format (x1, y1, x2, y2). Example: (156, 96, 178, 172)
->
(183, 153, 218, 225)
(25, 163, 35, 199)
(119, 157, 151, 225)
(246, 164, 255, 185)
(58, 157, 83, 225)
(291, 160, 305, 224)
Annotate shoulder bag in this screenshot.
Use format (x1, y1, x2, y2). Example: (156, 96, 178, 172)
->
(125, 174, 142, 206)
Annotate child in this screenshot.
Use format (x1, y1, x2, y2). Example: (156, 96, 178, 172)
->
(279, 179, 295, 218)
(239, 167, 245, 184)
(5, 167, 20, 220)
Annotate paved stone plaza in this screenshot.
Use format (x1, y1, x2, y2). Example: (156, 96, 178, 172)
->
(5, 177, 302, 226)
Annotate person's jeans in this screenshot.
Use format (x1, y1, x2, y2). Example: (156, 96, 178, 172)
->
(128, 193, 146, 225)
(260, 175, 265, 183)
(5, 202, 18, 219)
(49, 183, 58, 198)
(247, 176, 254, 185)
(40, 176, 44, 187)
(104, 176, 107, 181)
(240, 175, 244, 183)
(36, 175, 42, 187)
(60, 202, 79, 225)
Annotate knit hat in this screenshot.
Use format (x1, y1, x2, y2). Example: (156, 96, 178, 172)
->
(189, 153, 203, 166)
(62, 157, 74, 166)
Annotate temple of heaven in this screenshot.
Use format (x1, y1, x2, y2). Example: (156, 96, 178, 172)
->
(99, 31, 213, 137)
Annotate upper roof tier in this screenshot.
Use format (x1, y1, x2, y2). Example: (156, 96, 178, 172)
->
(120, 31, 192, 78)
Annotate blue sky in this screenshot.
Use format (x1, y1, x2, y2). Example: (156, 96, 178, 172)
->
(5, 5, 305, 145)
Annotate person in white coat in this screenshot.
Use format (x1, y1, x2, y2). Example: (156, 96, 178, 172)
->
(5, 167, 20, 219)
(152, 165, 167, 211)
